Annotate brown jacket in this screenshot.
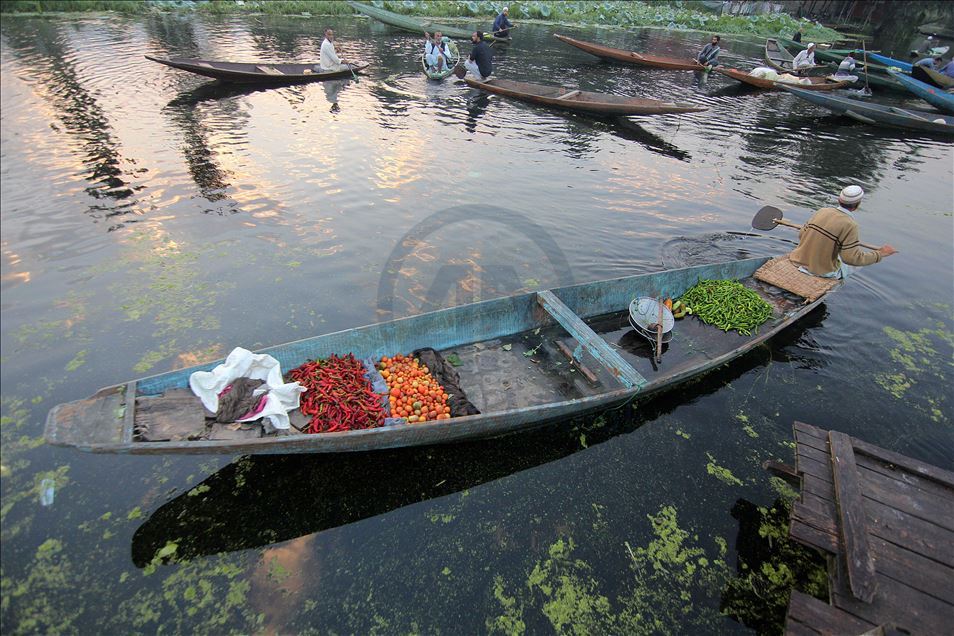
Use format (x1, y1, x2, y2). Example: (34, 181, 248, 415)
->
(789, 206, 881, 275)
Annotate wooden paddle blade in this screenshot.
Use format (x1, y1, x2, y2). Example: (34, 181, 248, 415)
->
(453, 65, 466, 79)
(752, 205, 784, 231)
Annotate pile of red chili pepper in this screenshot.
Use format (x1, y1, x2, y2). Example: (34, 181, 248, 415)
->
(287, 354, 387, 434)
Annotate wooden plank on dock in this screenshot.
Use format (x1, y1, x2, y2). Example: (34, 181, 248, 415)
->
(780, 423, 954, 636)
(786, 590, 874, 635)
(829, 430, 878, 602)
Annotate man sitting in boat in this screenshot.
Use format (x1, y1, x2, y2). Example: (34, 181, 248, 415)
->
(464, 31, 493, 80)
(837, 51, 856, 73)
(941, 58, 954, 78)
(789, 185, 896, 280)
(791, 43, 816, 69)
(424, 31, 451, 72)
(696, 35, 721, 69)
(319, 28, 348, 72)
(492, 7, 514, 38)
(914, 55, 943, 69)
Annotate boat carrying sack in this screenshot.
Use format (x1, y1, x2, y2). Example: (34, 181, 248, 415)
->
(412, 348, 481, 417)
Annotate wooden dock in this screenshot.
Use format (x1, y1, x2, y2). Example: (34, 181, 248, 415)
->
(777, 421, 954, 635)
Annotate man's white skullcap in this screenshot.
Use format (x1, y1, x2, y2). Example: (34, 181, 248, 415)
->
(838, 185, 864, 205)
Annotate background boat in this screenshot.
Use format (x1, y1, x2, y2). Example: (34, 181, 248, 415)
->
(554, 34, 705, 71)
(144, 56, 367, 84)
(782, 85, 954, 134)
(716, 67, 853, 91)
(889, 69, 954, 114)
(464, 78, 707, 116)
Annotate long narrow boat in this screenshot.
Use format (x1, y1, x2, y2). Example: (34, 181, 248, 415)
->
(46, 257, 831, 455)
(888, 69, 954, 114)
(715, 67, 853, 91)
(347, 1, 505, 42)
(764, 38, 825, 74)
(554, 34, 705, 71)
(422, 40, 460, 80)
(463, 78, 707, 116)
(912, 64, 954, 90)
(864, 52, 913, 72)
(781, 85, 954, 134)
(144, 56, 368, 84)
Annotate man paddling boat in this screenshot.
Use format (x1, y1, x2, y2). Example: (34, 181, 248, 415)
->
(319, 28, 349, 72)
(424, 31, 451, 72)
(696, 35, 721, 69)
(492, 7, 514, 38)
(789, 185, 896, 279)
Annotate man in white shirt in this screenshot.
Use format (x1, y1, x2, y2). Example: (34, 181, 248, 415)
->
(319, 28, 348, 72)
(792, 43, 816, 70)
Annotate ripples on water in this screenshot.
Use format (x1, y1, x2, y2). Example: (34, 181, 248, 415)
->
(1, 13, 952, 634)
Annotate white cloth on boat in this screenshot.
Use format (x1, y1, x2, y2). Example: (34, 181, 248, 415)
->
(749, 66, 779, 80)
(189, 347, 306, 431)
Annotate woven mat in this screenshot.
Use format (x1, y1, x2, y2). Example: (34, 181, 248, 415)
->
(754, 255, 839, 302)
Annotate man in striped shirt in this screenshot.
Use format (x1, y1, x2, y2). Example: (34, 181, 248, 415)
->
(789, 185, 896, 279)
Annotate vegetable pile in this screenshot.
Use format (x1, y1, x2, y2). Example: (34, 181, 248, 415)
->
(379, 354, 452, 423)
(288, 354, 387, 434)
(679, 279, 773, 336)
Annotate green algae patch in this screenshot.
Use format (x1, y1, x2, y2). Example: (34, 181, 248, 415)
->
(489, 507, 733, 635)
(706, 453, 743, 487)
(874, 324, 953, 424)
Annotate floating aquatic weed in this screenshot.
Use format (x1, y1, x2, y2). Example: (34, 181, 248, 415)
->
(706, 453, 743, 487)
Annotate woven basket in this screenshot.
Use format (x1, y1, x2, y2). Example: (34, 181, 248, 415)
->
(754, 255, 839, 302)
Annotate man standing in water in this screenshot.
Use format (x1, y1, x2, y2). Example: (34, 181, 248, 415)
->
(319, 28, 348, 72)
(696, 35, 721, 69)
(789, 185, 896, 279)
(463, 31, 493, 80)
(492, 7, 514, 38)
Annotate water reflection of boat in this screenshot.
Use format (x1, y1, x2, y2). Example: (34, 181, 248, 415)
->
(463, 78, 707, 116)
(129, 305, 826, 566)
(608, 117, 691, 162)
(554, 34, 705, 71)
(145, 55, 368, 84)
(48, 257, 834, 456)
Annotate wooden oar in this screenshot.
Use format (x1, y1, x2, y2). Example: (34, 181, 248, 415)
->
(752, 206, 880, 250)
(655, 298, 664, 364)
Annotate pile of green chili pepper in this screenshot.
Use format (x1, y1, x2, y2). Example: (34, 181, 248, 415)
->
(678, 279, 773, 336)
(288, 354, 386, 434)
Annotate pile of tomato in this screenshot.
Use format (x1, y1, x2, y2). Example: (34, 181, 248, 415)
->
(378, 354, 452, 423)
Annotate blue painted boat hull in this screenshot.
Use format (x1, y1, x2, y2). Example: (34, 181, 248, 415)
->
(865, 52, 913, 72)
(46, 257, 832, 455)
(781, 85, 954, 134)
(889, 69, 954, 114)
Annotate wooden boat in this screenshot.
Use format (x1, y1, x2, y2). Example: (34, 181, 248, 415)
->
(463, 78, 707, 116)
(781, 85, 954, 134)
(554, 34, 705, 71)
(347, 1, 503, 41)
(865, 52, 913, 72)
(912, 64, 954, 90)
(422, 39, 460, 80)
(715, 67, 853, 91)
(46, 257, 830, 455)
(764, 38, 825, 74)
(144, 55, 367, 84)
(888, 69, 954, 114)
(919, 23, 954, 40)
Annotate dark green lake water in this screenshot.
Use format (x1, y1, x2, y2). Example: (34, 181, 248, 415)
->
(1, 13, 952, 634)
